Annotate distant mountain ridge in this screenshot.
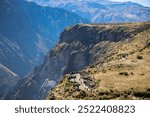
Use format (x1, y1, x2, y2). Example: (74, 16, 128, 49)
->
(0, 0, 88, 76)
(28, 0, 150, 23)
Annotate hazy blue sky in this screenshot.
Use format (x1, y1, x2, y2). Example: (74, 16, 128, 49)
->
(110, 0, 150, 7)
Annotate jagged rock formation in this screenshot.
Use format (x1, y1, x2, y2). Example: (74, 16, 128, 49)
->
(28, 0, 150, 23)
(6, 22, 150, 100)
(0, 64, 18, 99)
(47, 22, 150, 100)
(0, 0, 88, 76)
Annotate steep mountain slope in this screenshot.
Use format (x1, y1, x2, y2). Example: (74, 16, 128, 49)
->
(47, 22, 150, 100)
(6, 22, 150, 100)
(0, 64, 18, 99)
(0, 34, 33, 76)
(0, 0, 88, 76)
(28, 0, 150, 23)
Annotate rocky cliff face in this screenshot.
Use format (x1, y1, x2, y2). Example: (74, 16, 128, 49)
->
(0, 64, 18, 99)
(5, 22, 150, 100)
(0, 0, 88, 76)
(47, 22, 150, 100)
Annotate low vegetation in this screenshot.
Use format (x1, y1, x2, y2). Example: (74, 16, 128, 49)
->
(47, 22, 150, 100)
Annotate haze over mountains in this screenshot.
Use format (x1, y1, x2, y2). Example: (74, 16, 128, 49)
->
(0, 0, 88, 76)
(28, 0, 150, 23)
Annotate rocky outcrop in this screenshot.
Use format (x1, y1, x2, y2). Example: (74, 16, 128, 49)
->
(5, 22, 150, 100)
(47, 22, 150, 100)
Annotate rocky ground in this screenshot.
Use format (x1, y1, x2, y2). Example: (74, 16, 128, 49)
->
(47, 22, 150, 100)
